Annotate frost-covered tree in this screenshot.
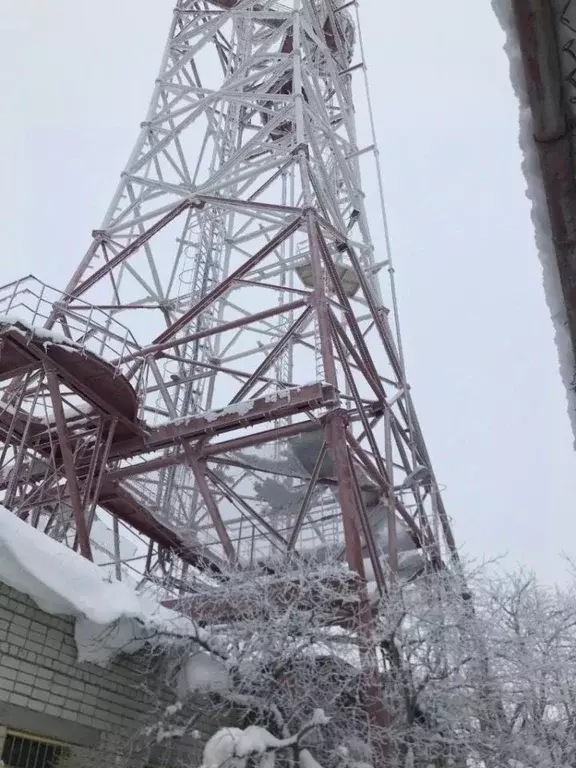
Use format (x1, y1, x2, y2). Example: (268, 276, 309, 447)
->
(134, 557, 576, 768)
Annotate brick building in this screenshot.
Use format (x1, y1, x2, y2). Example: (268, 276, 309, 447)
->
(0, 511, 217, 768)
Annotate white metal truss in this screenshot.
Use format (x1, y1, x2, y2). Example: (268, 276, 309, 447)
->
(0, 0, 458, 593)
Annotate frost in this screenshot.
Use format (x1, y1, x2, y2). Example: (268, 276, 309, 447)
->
(166, 385, 314, 427)
(492, 0, 576, 444)
(263, 389, 291, 404)
(0, 505, 197, 664)
(165, 702, 184, 717)
(169, 399, 257, 425)
(205, 400, 255, 421)
(156, 725, 187, 743)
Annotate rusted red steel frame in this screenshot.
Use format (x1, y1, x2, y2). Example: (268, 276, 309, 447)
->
(69, 199, 196, 299)
(1, 370, 116, 557)
(348, 445, 387, 594)
(110, 382, 336, 459)
(328, 306, 386, 403)
(287, 440, 327, 551)
(344, 241, 459, 559)
(0, 368, 336, 572)
(97, 419, 325, 485)
(118, 297, 309, 365)
(0, 383, 379, 495)
(317, 223, 388, 402)
(345, 429, 387, 492)
(0, 381, 341, 569)
(0, 371, 228, 573)
(13, 463, 59, 514)
(45, 366, 92, 560)
(317, 214, 395, 715)
(76, 417, 119, 554)
(206, 467, 288, 551)
(0, 366, 36, 471)
(153, 216, 303, 346)
(383, 409, 399, 575)
(328, 311, 389, 483)
(186, 453, 236, 563)
(4, 333, 141, 438)
(228, 305, 313, 404)
(115, 221, 307, 388)
(304, 209, 367, 580)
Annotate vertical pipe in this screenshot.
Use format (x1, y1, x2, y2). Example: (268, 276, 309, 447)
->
(384, 408, 398, 575)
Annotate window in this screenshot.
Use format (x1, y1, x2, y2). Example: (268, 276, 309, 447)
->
(2, 731, 71, 768)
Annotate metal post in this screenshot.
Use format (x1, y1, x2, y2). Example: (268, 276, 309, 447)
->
(45, 367, 92, 560)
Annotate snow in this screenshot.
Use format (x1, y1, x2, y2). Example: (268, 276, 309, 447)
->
(204, 400, 255, 422)
(156, 725, 188, 744)
(492, 0, 576, 444)
(309, 709, 330, 726)
(164, 382, 327, 427)
(176, 651, 231, 697)
(263, 389, 291, 404)
(0, 313, 82, 351)
(201, 726, 294, 768)
(201, 728, 246, 768)
(199, 712, 330, 768)
(298, 751, 325, 768)
(0, 505, 196, 665)
(167, 399, 256, 426)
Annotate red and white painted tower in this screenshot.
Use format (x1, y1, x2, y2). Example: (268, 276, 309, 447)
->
(0, 0, 457, 600)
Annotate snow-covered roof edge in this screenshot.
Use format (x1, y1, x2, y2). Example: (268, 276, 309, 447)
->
(0, 505, 196, 666)
(492, 0, 576, 446)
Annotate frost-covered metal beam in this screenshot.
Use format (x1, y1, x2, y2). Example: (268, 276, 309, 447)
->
(116, 381, 337, 457)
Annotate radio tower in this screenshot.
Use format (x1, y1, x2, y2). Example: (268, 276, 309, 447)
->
(0, 1, 457, 607)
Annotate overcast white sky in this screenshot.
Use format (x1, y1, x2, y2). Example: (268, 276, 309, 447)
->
(1, 1, 574, 582)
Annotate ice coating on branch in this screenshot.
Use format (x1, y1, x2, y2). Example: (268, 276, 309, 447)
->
(199, 711, 330, 768)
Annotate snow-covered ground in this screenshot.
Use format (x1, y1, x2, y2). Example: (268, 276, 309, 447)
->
(492, 0, 576, 445)
(0, 505, 195, 664)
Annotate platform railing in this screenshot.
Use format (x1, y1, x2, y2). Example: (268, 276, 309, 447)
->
(0, 275, 140, 372)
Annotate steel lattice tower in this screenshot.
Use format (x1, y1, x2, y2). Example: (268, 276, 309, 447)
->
(0, 0, 457, 599)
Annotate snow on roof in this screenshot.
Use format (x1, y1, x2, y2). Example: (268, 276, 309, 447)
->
(492, 0, 576, 445)
(0, 505, 195, 665)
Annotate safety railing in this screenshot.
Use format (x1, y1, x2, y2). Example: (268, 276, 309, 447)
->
(0, 275, 140, 373)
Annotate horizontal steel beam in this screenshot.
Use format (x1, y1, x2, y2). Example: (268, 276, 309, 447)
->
(112, 382, 337, 458)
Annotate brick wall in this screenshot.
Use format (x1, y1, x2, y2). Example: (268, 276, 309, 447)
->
(0, 581, 216, 767)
